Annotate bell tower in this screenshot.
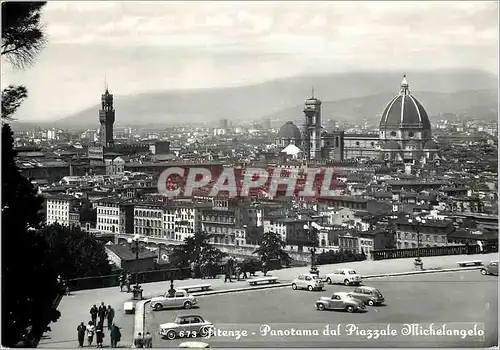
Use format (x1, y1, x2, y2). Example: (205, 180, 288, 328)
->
(303, 88, 322, 161)
(99, 82, 115, 146)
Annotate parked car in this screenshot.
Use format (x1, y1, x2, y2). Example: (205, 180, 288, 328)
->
(179, 341, 211, 348)
(350, 286, 385, 306)
(323, 268, 362, 286)
(315, 292, 366, 313)
(480, 261, 498, 276)
(151, 290, 197, 311)
(159, 315, 214, 340)
(292, 273, 324, 291)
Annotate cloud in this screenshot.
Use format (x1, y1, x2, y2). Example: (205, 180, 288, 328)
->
(2, 1, 497, 121)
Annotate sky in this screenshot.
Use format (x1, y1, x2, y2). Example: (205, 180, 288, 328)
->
(1, 1, 498, 122)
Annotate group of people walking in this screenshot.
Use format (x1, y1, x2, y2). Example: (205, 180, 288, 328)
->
(77, 302, 120, 348)
(118, 271, 132, 293)
(134, 332, 153, 348)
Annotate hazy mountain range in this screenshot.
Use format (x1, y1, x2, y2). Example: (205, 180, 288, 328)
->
(11, 69, 498, 130)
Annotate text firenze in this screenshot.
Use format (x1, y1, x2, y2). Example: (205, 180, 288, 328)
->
(157, 167, 339, 198)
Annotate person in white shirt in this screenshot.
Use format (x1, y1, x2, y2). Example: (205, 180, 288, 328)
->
(86, 321, 96, 346)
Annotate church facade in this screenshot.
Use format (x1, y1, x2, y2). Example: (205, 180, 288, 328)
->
(276, 75, 439, 165)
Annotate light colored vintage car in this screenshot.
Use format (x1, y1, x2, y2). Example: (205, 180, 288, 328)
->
(151, 290, 198, 311)
(323, 268, 362, 286)
(292, 273, 324, 291)
(159, 315, 214, 340)
(315, 292, 366, 313)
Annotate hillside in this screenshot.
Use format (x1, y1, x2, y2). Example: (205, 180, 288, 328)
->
(267, 89, 499, 125)
(11, 69, 498, 130)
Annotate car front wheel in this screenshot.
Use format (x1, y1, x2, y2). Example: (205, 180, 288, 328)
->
(344, 279, 350, 286)
(481, 269, 487, 275)
(166, 330, 176, 340)
(317, 303, 325, 311)
(326, 277, 332, 284)
(307, 285, 313, 291)
(292, 283, 297, 290)
(367, 300, 375, 306)
(184, 301, 192, 309)
(346, 305, 355, 313)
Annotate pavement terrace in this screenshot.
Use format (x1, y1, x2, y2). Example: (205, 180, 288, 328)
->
(38, 252, 497, 348)
(146, 270, 498, 348)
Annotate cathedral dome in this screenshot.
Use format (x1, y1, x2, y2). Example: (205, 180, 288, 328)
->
(424, 140, 439, 150)
(379, 76, 431, 130)
(278, 121, 302, 139)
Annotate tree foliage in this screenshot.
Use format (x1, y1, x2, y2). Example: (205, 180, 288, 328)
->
(79, 199, 97, 224)
(2, 124, 61, 347)
(170, 232, 226, 267)
(1, 1, 47, 69)
(40, 224, 112, 280)
(316, 250, 367, 265)
(1, 85, 28, 121)
(253, 231, 292, 265)
(1, 1, 47, 121)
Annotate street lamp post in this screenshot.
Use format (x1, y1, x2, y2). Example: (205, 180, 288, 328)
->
(127, 234, 148, 299)
(304, 224, 319, 275)
(408, 217, 426, 270)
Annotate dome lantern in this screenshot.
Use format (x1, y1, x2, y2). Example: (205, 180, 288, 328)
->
(400, 75, 410, 96)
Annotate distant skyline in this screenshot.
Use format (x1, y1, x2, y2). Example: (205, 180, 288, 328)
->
(2, 1, 498, 122)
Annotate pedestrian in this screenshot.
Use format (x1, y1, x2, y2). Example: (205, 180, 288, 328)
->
(65, 281, 71, 296)
(224, 261, 232, 283)
(106, 305, 115, 329)
(109, 323, 121, 348)
(90, 305, 98, 325)
(262, 260, 268, 276)
(96, 322, 104, 348)
(98, 302, 106, 325)
(235, 264, 241, 281)
(125, 273, 131, 293)
(118, 274, 124, 292)
(134, 332, 144, 348)
(77, 322, 86, 348)
(86, 321, 95, 347)
(190, 260, 195, 278)
(143, 331, 153, 348)
(200, 261, 206, 279)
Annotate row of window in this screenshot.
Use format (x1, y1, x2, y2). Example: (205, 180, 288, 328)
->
(48, 212, 68, 219)
(135, 219, 162, 227)
(97, 208, 119, 216)
(98, 217, 118, 225)
(47, 200, 70, 206)
(203, 217, 235, 224)
(97, 224, 117, 232)
(397, 233, 446, 242)
(397, 242, 440, 249)
(135, 210, 163, 218)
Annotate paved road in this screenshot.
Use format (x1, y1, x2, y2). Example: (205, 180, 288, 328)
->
(145, 270, 498, 348)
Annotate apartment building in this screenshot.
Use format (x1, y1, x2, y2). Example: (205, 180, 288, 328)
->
(46, 194, 80, 226)
(395, 218, 453, 249)
(96, 198, 121, 233)
(200, 198, 247, 246)
(134, 202, 164, 238)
